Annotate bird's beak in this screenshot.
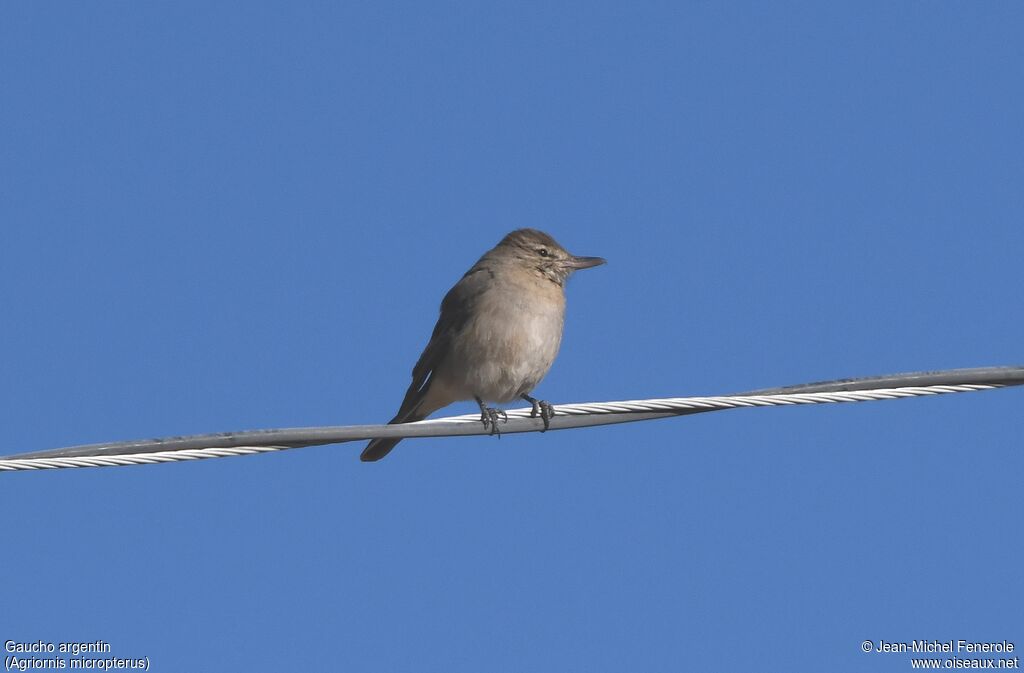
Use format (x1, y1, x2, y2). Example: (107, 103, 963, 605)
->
(563, 255, 606, 270)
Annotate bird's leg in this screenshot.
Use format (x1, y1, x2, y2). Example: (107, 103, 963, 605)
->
(475, 396, 507, 436)
(521, 393, 554, 432)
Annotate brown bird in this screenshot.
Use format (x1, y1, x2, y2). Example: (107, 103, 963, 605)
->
(361, 229, 605, 461)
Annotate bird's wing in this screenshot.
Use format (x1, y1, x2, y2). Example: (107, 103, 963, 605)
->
(390, 265, 493, 422)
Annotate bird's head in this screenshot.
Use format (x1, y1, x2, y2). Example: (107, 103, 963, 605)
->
(496, 228, 606, 285)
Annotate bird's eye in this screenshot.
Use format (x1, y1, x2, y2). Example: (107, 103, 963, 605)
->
(537, 248, 549, 257)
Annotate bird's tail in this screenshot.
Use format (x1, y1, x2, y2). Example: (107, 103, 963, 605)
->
(360, 410, 426, 462)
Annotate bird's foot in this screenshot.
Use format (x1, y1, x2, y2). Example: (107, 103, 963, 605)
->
(521, 394, 554, 432)
(476, 398, 508, 436)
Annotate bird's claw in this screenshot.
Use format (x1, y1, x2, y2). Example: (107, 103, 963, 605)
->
(529, 399, 554, 432)
(480, 406, 508, 436)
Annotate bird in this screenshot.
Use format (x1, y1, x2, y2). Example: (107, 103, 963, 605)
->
(361, 228, 605, 461)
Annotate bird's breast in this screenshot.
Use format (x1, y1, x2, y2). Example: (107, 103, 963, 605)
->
(445, 281, 566, 403)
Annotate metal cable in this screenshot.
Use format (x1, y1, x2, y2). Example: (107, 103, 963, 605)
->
(2, 365, 1020, 472)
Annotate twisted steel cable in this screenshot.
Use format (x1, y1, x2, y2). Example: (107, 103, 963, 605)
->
(1, 366, 1020, 472)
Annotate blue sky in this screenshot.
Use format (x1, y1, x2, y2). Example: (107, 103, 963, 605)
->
(2, 2, 1022, 671)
